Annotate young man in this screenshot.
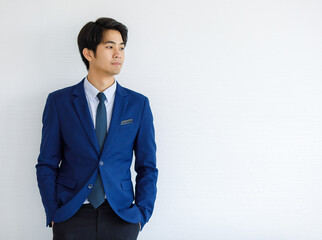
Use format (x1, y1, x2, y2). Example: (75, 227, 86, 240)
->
(36, 17, 158, 240)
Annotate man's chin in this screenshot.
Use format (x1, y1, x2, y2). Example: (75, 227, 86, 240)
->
(103, 71, 121, 76)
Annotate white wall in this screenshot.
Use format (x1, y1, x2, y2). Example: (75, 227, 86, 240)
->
(1, 0, 322, 239)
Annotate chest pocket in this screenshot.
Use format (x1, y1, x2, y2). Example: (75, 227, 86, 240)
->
(120, 118, 136, 129)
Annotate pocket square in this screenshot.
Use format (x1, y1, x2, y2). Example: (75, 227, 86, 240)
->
(120, 119, 133, 125)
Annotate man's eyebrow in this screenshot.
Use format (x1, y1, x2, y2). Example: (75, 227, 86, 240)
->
(104, 41, 125, 45)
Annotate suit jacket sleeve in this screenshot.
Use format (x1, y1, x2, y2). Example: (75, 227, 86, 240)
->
(35, 93, 61, 227)
(133, 97, 158, 229)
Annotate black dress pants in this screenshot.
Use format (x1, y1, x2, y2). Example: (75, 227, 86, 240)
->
(53, 200, 140, 240)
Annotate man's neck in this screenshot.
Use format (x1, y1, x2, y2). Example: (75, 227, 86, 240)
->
(87, 71, 115, 92)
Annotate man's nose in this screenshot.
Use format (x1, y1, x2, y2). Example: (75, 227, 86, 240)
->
(114, 49, 121, 58)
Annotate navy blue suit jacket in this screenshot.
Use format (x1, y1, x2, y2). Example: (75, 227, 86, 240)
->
(36, 78, 158, 230)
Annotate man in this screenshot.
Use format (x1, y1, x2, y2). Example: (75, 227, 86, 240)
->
(36, 17, 158, 240)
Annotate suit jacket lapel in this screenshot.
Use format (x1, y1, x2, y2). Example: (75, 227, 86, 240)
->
(101, 81, 128, 156)
(72, 78, 100, 155)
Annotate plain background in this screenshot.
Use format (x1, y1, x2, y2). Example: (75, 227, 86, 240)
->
(1, 0, 322, 239)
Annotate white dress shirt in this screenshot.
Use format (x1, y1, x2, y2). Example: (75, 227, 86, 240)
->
(83, 76, 117, 204)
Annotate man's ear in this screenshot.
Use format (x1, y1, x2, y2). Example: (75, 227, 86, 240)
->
(82, 48, 94, 62)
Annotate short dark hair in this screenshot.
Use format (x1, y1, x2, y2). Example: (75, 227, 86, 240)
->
(77, 17, 128, 70)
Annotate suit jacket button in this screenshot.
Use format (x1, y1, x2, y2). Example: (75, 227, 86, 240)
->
(99, 161, 104, 166)
(88, 184, 93, 189)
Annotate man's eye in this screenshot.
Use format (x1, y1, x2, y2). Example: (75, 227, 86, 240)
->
(120, 47, 125, 50)
(106, 46, 113, 49)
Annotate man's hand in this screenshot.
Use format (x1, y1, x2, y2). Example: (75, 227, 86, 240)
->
(52, 221, 54, 227)
(139, 222, 141, 230)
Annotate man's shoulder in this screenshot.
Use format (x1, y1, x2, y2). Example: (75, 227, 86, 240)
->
(120, 85, 151, 109)
(48, 81, 80, 98)
(121, 85, 147, 100)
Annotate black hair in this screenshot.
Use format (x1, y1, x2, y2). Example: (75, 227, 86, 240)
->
(77, 17, 128, 70)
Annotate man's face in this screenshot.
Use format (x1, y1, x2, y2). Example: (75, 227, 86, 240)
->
(88, 29, 125, 76)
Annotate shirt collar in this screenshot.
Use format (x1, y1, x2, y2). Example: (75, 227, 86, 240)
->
(84, 76, 117, 103)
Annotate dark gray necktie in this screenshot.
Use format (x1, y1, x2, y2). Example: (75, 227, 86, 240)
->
(88, 92, 107, 208)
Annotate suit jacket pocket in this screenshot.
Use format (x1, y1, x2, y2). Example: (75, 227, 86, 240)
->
(120, 180, 135, 203)
(120, 118, 136, 129)
(56, 175, 77, 207)
(121, 180, 133, 191)
(56, 175, 77, 190)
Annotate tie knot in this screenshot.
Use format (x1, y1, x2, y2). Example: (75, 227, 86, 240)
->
(97, 92, 106, 102)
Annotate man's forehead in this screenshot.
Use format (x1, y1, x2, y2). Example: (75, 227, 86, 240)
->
(102, 30, 124, 44)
